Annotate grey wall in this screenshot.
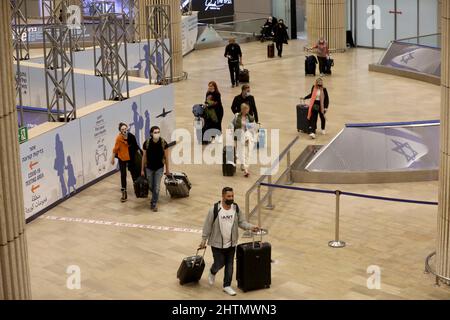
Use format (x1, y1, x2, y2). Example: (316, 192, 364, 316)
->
(234, 0, 272, 21)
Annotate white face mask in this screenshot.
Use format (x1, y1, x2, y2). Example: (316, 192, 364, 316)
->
(152, 133, 160, 140)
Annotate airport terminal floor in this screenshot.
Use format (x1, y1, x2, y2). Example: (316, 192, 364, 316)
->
(26, 39, 450, 299)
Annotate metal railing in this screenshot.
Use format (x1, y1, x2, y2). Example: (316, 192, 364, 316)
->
(243, 135, 299, 237)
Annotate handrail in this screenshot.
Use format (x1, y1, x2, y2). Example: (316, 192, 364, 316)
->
(244, 135, 299, 229)
(395, 33, 440, 42)
(425, 251, 450, 286)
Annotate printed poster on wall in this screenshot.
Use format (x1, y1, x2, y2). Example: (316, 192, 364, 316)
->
(20, 120, 84, 219)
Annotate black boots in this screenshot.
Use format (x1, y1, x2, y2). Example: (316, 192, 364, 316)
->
(121, 189, 127, 202)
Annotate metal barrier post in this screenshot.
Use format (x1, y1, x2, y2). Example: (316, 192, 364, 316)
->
(286, 150, 293, 185)
(265, 175, 275, 210)
(328, 190, 346, 248)
(257, 184, 268, 236)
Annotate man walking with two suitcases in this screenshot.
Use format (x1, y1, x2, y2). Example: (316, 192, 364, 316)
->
(199, 187, 260, 296)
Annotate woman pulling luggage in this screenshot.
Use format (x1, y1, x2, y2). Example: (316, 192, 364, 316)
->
(303, 78, 329, 139)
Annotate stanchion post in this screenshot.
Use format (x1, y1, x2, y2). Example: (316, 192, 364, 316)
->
(257, 184, 262, 227)
(286, 150, 293, 185)
(265, 175, 275, 210)
(328, 190, 346, 248)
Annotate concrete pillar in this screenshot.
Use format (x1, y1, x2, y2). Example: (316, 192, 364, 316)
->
(0, 1, 32, 299)
(306, 0, 346, 52)
(138, 0, 183, 79)
(436, 0, 450, 285)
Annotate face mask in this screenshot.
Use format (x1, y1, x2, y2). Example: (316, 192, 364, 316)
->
(152, 133, 160, 140)
(224, 199, 234, 206)
(245, 92, 251, 97)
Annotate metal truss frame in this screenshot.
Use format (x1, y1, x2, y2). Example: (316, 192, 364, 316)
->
(43, 24, 77, 122)
(146, 4, 173, 85)
(11, 0, 29, 61)
(91, 0, 116, 76)
(99, 13, 130, 101)
(122, 0, 140, 43)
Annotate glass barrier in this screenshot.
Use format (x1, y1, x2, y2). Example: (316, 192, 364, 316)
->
(395, 33, 441, 48)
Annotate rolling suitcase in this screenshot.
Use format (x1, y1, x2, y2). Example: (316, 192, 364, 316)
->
(296, 100, 310, 133)
(236, 233, 271, 292)
(267, 43, 275, 58)
(222, 146, 236, 176)
(239, 67, 250, 83)
(177, 248, 206, 285)
(165, 172, 192, 198)
(305, 55, 317, 76)
(133, 176, 149, 198)
(324, 58, 334, 75)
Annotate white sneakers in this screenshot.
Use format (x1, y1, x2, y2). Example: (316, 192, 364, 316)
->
(223, 286, 237, 296)
(208, 272, 215, 286)
(321, 129, 326, 135)
(309, 133, 316, 139)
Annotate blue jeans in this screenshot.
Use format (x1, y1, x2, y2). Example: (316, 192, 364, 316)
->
(211, 246, 236, 288)
(145, 167, 164, 207)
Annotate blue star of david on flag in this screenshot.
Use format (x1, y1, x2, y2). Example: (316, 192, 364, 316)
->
(391, 139, 419, 162)
(400, 52, 414, 64)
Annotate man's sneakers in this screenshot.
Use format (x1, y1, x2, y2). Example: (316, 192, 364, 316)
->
(223, 286, 237, 296)
(309, 132, 316, 139)
(208, 272, 215, 286)
(321, 129, 326, 135)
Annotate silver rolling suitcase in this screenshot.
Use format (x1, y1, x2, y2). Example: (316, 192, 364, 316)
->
(165, 172, 191, 198)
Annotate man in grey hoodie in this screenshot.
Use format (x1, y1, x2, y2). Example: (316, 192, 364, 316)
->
(199, 187, 260, 296)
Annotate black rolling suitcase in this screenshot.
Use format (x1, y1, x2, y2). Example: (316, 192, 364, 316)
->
(133, 176, 149, 198)
(296, 100, 310, 132)
(177, 248, 206, 285)
(165, 172, 192, 198)
(305, 55, 317, 76)
(222, 146, 236, 176)
(236, 234, 271, 292)
(267, 43, 275, 58)
(324, 58, 334, 75)
(239, 67, 250, 83)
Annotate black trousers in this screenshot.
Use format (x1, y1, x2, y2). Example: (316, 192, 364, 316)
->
(317, 56, 327, 74)
(210, 246, 236, 288)
(275, 41, 283, 56)
(228, 61, 240, 86)
(308, 103, 326, 134)
(118, 159, 129, 191)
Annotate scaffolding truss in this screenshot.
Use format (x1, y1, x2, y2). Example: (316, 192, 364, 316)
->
(43, 25, 77, 122)
(91, 0, 116, 76)
(146, 4, 173, 85)
(99, 13, 130, 100)
(42, 0, 85, 53)
(122, 0, 140, 43)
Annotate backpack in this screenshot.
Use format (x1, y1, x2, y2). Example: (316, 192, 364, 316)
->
(213, 201, 240, 223)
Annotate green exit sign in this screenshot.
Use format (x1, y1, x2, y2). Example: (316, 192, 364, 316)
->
(18, 126, 28, 144)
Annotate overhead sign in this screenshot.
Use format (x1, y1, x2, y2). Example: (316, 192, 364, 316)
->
(192, 0, 234, 23)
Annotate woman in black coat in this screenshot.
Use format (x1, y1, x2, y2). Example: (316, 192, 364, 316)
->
(203, 81, 224, 143)
(274, 20, 289, 57)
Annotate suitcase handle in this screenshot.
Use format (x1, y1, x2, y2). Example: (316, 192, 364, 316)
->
(251, 229, 266, 248)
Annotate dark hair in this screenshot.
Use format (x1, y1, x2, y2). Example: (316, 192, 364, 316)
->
(208, 81, 220, 95)
(241, 84, 250, 92)
(118, 122, 127, 131)
(222, 187, 234, 195)
(150, 126, 160, 136)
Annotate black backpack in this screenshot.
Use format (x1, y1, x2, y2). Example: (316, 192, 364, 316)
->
(213, 201, 240, 222)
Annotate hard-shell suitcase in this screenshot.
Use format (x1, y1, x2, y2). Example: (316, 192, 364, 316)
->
(324, 58, 334, 75)
(222, 146, 236, 176)
(305, 55, 317, 76)
(296, 101, 309, 133)
(239, 68, 250, 83)
(267, 43, 275, 58)
(177, 248, 206, 285)
(236, 236, 271, 292)
(133, 176, 149, 198)
(165, 172, 192, 198)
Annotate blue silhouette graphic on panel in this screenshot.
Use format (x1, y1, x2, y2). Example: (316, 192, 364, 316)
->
(129, 102, 144, 146)
(144, 110, 151, 140)
(65, 155, 77, 194)
(54, 134, 68, 197)
(133, 44, 163, 82)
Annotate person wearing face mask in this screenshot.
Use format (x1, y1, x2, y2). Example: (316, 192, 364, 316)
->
(231, 84, 259, 123)
(274, 19, 289, 57)
(309, 37, 330, 77)
(203, 81, 223, 144)
(141, 126, 170, 212)
(199, 187, 260, 296)
(112, 122, 135, 202)
(304, 78, 329, 139)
